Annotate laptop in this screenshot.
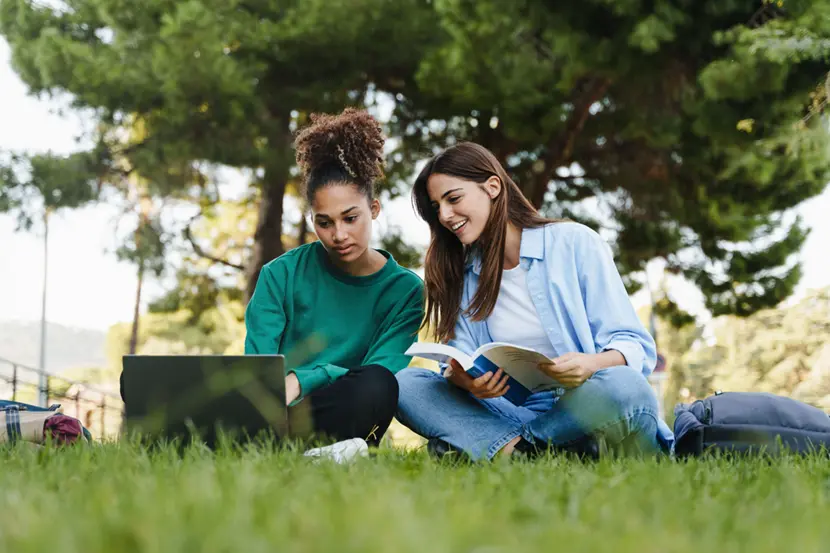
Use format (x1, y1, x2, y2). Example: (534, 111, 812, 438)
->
(121, 354, 306, 446)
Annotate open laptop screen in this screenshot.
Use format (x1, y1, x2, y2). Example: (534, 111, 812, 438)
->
(121, 354, 291, 446)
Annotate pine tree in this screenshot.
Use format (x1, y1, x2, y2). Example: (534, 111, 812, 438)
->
(0, 0, 440, 298)
(389, 0, 830, 318)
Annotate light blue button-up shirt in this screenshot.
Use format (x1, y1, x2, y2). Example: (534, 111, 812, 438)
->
(448, 222, 674, 447)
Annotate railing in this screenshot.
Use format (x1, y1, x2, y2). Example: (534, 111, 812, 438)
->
(0, 356, 124, 439)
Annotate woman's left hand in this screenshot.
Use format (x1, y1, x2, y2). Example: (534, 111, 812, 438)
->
(285, 373, 301, 404)
(538, 351, 623, 388)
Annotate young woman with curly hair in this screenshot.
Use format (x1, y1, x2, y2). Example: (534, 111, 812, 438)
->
(245, 108, 424, 457)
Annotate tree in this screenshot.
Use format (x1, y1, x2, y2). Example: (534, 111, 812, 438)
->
(115, 196, 167, 354)
(0, 0, 441, 300)
(103, 206, 251, 369)
(389, 0, 830, 319)
(1, 125, 174, 356)
(105, 300, 246, 369)
(661, 287, 830, 411)
(0, 147, 106, 227)
(5, 0, 828, 321)
(708, 288, 830, 394)
(0, 147, 107, 396)
(147, 198, 251, 327)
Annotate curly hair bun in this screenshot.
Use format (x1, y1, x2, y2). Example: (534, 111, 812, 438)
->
(294, 108, 385, 201)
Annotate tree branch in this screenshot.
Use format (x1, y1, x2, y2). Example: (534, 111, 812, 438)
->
(748, 2, 785, 28)
(183, 213, 245, 271)
(550, 173, 601, 183)
(531, 77, 612, 207)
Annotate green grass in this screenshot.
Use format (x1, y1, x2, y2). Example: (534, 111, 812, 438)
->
(2, 441, 830, 553)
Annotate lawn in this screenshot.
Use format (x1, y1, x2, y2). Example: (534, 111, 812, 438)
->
(1, 441, 829, 553)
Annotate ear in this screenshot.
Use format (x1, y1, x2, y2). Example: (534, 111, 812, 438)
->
(484, 175, 502, 200)
(370, 198, 381, 219)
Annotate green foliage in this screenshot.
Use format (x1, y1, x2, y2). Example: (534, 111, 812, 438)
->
(664, 287, 830, 409)
(0, 0, 441, 297)
(390, 0, 830, 319)
(653, 297, 697, 329)
(3, 0, 829, 318)
(0, 147, 107, 228)
(149, 270, 244, 323)
(147, 198, 252, 324)
(106, 297, 245, 370)
(115, 214, 168, 276)
(379, 228, 423, 270)
(104, 202, 252, 363)
(3, 444, 830, 553)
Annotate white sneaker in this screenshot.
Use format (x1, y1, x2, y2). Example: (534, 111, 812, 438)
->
(303, 438, 369, 464)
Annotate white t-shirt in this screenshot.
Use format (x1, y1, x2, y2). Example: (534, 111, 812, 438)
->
(487, 263, 559, 359)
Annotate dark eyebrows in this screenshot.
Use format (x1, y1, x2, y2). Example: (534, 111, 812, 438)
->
(314, 206, 359, 220)
(441, 188, 462, 199)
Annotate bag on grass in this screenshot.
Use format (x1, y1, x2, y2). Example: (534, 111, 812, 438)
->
(0, 400, 91, 445)
(673, 391, 830, 457)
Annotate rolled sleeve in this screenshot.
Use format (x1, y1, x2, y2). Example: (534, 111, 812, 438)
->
(603, 340, 646, 373)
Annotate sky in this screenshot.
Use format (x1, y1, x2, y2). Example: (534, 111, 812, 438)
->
(1, 38, 829, 335)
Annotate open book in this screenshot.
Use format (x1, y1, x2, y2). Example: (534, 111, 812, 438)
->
(405, 342, 562, 405)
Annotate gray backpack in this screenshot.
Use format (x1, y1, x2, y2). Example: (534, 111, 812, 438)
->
(673, 391, 830, 457)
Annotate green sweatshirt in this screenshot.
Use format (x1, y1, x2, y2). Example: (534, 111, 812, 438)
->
(244, 241, 424, 398)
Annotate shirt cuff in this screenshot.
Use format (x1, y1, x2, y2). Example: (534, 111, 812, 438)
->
(290, 366, 331, 399)
(602, 340, 646, 375)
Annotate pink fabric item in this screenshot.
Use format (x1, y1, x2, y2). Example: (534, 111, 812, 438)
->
(44, 415, 83, 445)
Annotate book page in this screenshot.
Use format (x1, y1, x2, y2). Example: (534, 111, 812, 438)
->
(405, 343, 474, 370)
(476, 344, 561, 393)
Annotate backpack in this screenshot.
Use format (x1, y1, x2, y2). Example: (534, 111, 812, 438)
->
(673, 391, 830, 457)
(0, 400, 92, 445)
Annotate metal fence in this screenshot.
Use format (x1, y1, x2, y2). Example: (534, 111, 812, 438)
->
(0, 356, 124, 439)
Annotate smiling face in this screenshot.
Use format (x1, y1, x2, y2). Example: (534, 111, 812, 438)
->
(425, 173, 502, 245)
(311, 182, 380, 266)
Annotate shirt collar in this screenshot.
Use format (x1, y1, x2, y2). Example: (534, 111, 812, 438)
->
(466, 226, 545, 275)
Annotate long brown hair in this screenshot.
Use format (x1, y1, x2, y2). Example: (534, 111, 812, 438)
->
(412, 142, 559, 342)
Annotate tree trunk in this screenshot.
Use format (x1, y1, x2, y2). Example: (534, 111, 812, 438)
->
(246, 163, 289, 300)
(129, 259, 144, 355)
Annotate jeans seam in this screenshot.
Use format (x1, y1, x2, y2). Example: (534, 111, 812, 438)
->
(486, 427, 523, 460)
(581, 407, 658, 447)
(529, 406, 659, 448)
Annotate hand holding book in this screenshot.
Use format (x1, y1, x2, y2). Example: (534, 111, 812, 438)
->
(444, 359, 512, 399)
(538, 350, 626, 387)
(406, 342, 628, 404)
(406, 341, 562, 405)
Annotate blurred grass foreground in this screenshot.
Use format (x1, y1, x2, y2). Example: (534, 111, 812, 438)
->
(2, 442, 830, 553)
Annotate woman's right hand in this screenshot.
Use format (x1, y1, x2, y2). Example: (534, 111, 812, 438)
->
(444, 359, 511, 399)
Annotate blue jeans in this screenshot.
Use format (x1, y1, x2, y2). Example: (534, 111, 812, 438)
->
(396, 366, 668, 461)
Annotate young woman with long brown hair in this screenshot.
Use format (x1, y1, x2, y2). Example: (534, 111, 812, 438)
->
(395, 142, 673, 460)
